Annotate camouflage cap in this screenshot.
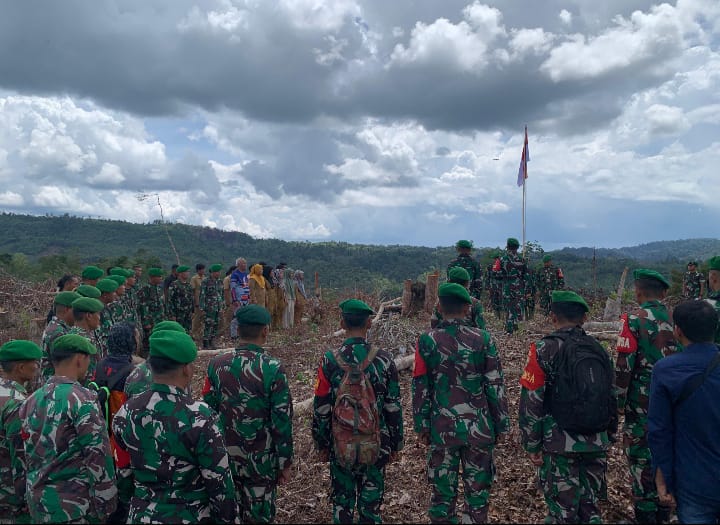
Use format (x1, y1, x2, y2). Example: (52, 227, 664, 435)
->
(76, 284, 101, 299)
(149, 330, 197, 364)
(54, 291, 81, 307)
(542, 254, 552, 263)
(71, 297, 105, 313)
(633, 268, 670, 289)
(209, 263, 223, 273)
(551, 290, 589, 312)
(96, 278, 119, 293)
(148, 267, 164, 277)
(235, 304, 271, 326)
(438, 283, 472, 304)
(108, 275, 127, 286)
(81, 265, 104, 280)
(708, 256, 720, 271)
(0, 340, 42, 361)
(456, 240, 473, 249)
(151, 320, 186, 334)
(507, 238, 520, 248)
(52, 334, 97, 355)
(176, 265, 191, 273)
(339, 298, 375, 315)
(448, 266, 471, 283)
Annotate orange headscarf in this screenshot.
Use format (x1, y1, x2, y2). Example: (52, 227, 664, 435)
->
(249, 264, 266, 288)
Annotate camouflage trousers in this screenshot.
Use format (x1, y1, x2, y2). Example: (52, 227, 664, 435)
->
(623, 426, 659, 517)
(427, 444, 494, 524)
(503, 283, 524, 334)
(329, 461, 385, 524)
(525, 294, 535, 319)
(203, 310, 221, 340)
(539, 290, 552, 314)
(538, 452, 606, 524)
(490, 285, 503, 318)
(0, 505, 31, 524)
(176, 311, 193, 332)
(235, 477, 278, 523)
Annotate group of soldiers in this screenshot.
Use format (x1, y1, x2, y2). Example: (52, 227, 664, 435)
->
(447, 238, 565, 334)
(1, 249, 720, 524)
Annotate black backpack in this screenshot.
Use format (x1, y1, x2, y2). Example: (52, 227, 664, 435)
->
(545, 328, 614, 434)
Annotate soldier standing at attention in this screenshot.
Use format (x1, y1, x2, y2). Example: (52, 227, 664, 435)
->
(20, 334, 117, 523)
(537, 255, 565, 315)
(431, 267, 486, 329)
(615, 269, 677, 524)
(705, 256, 720, 343)
(40, 291, 80, 384)
(137, 267, 166, 357)
(190, 263, 206, 344)
(203, 304, 293, 523)
(413, 283, 509, 523)
(488, 250, 504, 318)
(447, 240, 482, 300)
(683, 261, 705, 299)
(0, 340, 42, 523)
(168, 265, 194, 331)
(519, 291, 616, 523)
(95, 277, 121, 359)
(112, 330, 238, 523)
(68, 297, 105, 383)
(199, 264, 225, 349)
(80, 265, 104, 287)
(500, 237, 527, 334)
(312, 299, 403, 524)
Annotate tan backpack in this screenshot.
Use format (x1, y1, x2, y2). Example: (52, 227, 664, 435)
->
(331, 346, 381, 468)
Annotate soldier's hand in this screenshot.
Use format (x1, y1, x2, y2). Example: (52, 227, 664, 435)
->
(316, 449, 330, 463)
(528, 451, 543, 466)
(278, 464, 293, 485)
(418, 431, 430, 446)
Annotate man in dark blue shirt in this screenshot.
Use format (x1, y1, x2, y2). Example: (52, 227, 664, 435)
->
(648, 300, 720, 524)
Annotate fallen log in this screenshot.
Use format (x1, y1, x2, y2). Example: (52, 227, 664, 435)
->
(584, 321, 621, 332)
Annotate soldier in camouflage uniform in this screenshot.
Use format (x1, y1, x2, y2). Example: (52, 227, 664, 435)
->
(204, 304, 293, 523)
(80, 265, 104, 287)
(39, 291, 79, 385)
(705, 256, 720, 343)
(499, 237, 527, 334)
(137, 267, 166, 358)
(537, 255, 565, 315)
(447, 240, 483, 299)
(199, 263, 225, 349)
(112, 330, 238, 523)
(525, 266, 537, 320)
(0, 340, 42, 524)
(431, 267, 486, 329)
(313, 299, 403, 524)
(519, 291, 617, 523)
(96, 277, 124, 360)
(682, 261, 705, 299)
(167, 265, 194, 331)
(68, 297, 105, 384)
(20, 334, 117, 523)
(413, 283, 509, 523)
(615, 269, 677, 523)
(487, 250, 504, 318)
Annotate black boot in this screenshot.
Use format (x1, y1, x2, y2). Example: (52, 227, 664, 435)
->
(634, 509, 659, 524)
(656, 506, 672, 524)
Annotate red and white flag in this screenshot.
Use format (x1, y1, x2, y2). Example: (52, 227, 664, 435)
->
(516, 126, 529, 187)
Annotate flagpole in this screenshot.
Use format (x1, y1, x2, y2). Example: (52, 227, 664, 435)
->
(522, 125, 527, 255)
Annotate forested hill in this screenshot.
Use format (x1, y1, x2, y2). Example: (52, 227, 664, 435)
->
(0, 213, 716, 296)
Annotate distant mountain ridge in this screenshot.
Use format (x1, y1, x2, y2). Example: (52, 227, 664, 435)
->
(557, 238, 720, 263)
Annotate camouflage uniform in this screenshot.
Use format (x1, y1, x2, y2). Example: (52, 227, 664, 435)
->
(68, 326, 102, 384)
(519, 326, 617, 524)
(615, 301, 677, 522)
(123, 362, 152, 399)
(199, 276, 224, 345)
(203, 343, 294, 523)
(96, 301, 125, 360)
(112, 384, 238, 523)
(706, 290, 720, 343)
(682, 270, 704, 299)
(167, 279, 194, 331)
(313, 337, 404, 524)
(137, 282, 166, 356)
(413, 319, 509, 523)
(447, 255, 482, 299)
(119, 288, 140, 328)
(538, 265, 565, 314)
(430, 297, 486, 330)
(19, 376, 117, 523)
(39, 316, 72, 384)
(0, 378, 30, 523)
(524, 267, 537, 319)
(500, 251, 527, 333)
(487, 258, 503, 318)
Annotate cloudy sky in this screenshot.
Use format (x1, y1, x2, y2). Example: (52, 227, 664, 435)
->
(0, 0, 719, 250)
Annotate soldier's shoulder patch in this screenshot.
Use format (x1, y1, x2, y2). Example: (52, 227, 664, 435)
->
(314, 366, 330, 396)
(520, 342, 545, 390)
(616, 313, 638, 354)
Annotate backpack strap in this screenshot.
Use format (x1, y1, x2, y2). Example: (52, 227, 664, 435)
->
(673, 351, 720, 408)
(333, 345, 379, 372)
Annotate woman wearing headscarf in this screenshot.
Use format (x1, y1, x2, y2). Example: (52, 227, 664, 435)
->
(293, 270, 308, 326)
(248, 263, 267, 308)
(282, 267, 296, 329)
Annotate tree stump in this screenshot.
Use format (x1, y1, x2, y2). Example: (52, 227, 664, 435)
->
(424, 271, 439, 314)
(0, 310, 8, 329)
(401, 279, 413, 316)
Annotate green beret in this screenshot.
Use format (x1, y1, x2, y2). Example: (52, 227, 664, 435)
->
(124, 269, 135, 278)
(96, 278, 119, 293)
(456, 240, 473, 249)
(339, 299, 374, 315)
(148, 267, 164, 277)
(209, 263, 223, 273)
(551, 290, 589, 312)
(149, 330, 197, 363)
(76, 284, 101, 299)
(52, 334, 97, 355)
(151, 320, 187, 334)
(81, 265, 104, 280)
(633, 268, 670, 289)
(507, 238, 520, 248)
(54, 291, 81, 307)
(438, 283, 472, 304)
(708, 256, 720, 272)
(71, 297, 105, 313)
(0, 340, 42, 361)
(176, 265, 191, 273)
(542, 254, 552, 263)
(235, 304, 271, 326)
(448, 267, 471, 283)
(108, 275, 126, 286)
(109, 267, 124, 276)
